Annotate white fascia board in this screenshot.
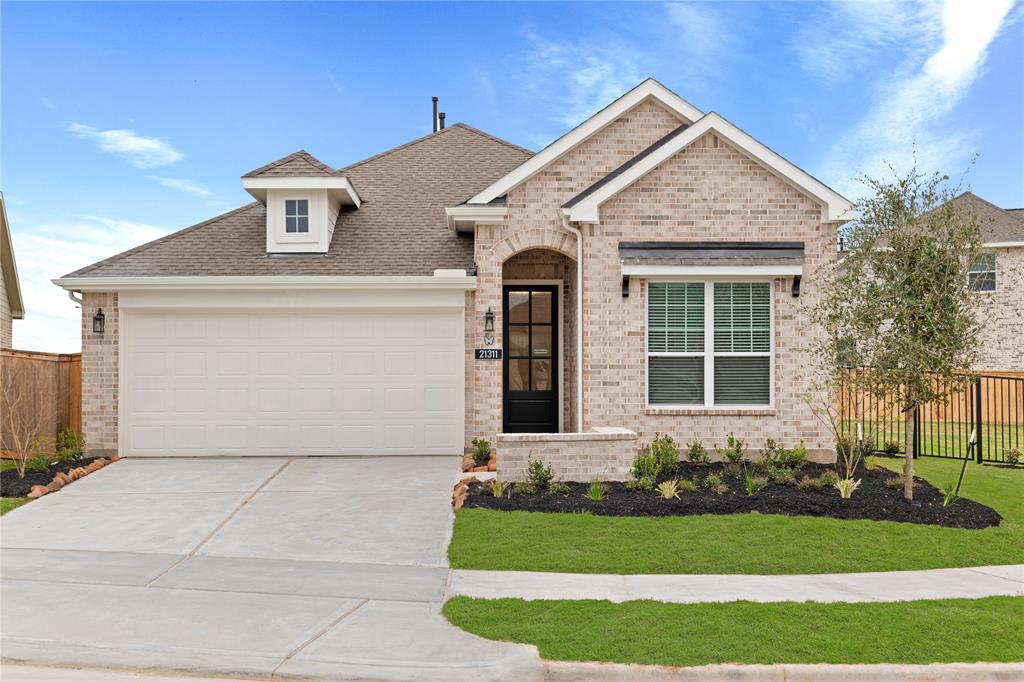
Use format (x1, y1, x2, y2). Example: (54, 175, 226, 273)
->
(567, 113, 853, 224)
(0, 192, 25, 318)
(466, 79, 704, 205)
(983, 241, 1024, 248)
(52, 275, 476, 293)
(621, 263, 803, 277)
(444, 205, 508, 232)
(242, 176, 361, 207)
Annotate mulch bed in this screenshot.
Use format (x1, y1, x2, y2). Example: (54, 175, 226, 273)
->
(464, 462, 1002, 529)
(1, 457, 104, 498)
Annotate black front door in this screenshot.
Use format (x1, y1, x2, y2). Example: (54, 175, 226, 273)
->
(503, 285, 559, 433)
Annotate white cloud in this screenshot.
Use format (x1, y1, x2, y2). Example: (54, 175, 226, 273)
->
(665, 2, 731, 62)
(818, 0, 1015, 198)
(66, 123, 183, 169)
(147, 176, 212, 197)
(515, 31, 644, 128)
(10, 216, 169, 353)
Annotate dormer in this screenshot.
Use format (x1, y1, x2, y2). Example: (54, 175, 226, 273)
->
(241, 150, 361, 254)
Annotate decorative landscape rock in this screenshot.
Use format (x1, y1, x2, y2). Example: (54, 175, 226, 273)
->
(0, 456, 110, 499)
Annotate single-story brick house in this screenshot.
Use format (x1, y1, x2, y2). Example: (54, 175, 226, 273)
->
(55, 79, 852, 480)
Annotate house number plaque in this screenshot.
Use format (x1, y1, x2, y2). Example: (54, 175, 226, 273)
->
(475, 348, 503, 360)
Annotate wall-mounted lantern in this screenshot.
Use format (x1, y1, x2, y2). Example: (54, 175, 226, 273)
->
(93, 308, 106, 334)
(483, 307, 495, 333)
(791, 275, 802, 298)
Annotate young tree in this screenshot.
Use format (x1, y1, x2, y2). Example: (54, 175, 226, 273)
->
(813, 164, 982, 500)
(1, 357, 57, 479)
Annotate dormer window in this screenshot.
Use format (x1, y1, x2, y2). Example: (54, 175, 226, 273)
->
(285, 199, 309, 233)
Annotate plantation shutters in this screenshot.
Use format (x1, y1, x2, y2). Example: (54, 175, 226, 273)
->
(647, 282, 772, 406)
(647, 283, 704, 405)
(713, 283, 771, 405)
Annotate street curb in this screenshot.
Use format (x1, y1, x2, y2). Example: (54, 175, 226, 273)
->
(545, 661, 1024, 681)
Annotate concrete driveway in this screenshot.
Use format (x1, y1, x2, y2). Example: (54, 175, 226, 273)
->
(1, 457, 541, 681)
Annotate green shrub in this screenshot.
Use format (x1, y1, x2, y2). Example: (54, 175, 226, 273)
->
(643, 434, 680, 473)
(771, 469, 797, 486)
(703, 472, 723, 489)
(526, 457, 555, 491)
(627, 475, 657, 493)
(685, 440, 709, 465)
(513, 481, 535, 495)
(778, 440, 808, 470)
(629, 451, 659, 483)
(678, 478, 697, 493)
(26, 455, 50, 473)
(724, 462, 742, 479)
(798, 475, 823, 491)
(548, 481, 570, 496)
(883, 440, 901, 456)
(56, 428, 85, 463)
(471, 437, 492, 466)
(718, 433, 746, 464)
(1005, 448, 1021, 466)
(819, 470, 840, 488)
(743, 465, 767, 496)
(585, 480, 606, 501)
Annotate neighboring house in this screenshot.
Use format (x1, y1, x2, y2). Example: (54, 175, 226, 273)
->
(1, 192, 26, 349)
(948, 192, 1024, 373)
(54, 79, 852, 479)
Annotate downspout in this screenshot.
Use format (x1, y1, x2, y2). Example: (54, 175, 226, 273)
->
(67, 290, 83, 306)
(560, 211, 585, 432)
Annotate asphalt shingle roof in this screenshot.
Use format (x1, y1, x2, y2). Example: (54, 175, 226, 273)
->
(65, 124, 533, 278)
(242, 150, 336, 178)
(950, 192, 1024, 244)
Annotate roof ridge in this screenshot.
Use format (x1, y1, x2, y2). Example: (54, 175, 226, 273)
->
(956, 190, 1020, 218)
(449, 122, 534, 156)
(334, 123, 530, 174)
(62, 203, 261, 278)
(243, 150, 334, 178)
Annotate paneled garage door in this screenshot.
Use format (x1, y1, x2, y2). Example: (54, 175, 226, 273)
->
(121, 309, 463, 456)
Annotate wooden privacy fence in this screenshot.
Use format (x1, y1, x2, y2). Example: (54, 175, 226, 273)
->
(0, 350, 82, 456)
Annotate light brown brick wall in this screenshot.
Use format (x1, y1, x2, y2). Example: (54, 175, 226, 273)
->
(472, 99, 837, 462)
(973, 247, 1024, 372)
(81, 292, 118, 454)
(496, 431, 639, 481)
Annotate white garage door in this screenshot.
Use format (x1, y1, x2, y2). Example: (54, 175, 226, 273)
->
(121, 309, 463, 456)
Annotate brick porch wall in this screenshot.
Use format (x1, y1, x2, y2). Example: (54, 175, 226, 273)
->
(496, 428, 639, 481)
(81, 292, 118, 455)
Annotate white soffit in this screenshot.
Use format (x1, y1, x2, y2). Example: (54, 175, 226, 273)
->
(242, 176, 361, 207)
(464, 78, 704, 205)
(565, 113, 853, 224)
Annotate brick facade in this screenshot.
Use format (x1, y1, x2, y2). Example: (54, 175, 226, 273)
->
(496, 429, 639, 481)
(81, 292, 118, 455)
(973, 247, 1024, 372)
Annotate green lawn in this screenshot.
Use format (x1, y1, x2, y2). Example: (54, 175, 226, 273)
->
(444, 596, 1024, 666)
(1, 497, 29, 515)
(449, 457, 1024, 574)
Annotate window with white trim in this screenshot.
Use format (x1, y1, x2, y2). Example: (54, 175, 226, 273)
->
(969, 253, 996, 292)
(285, 199, 309, 233)
(647, 281, 772, 407)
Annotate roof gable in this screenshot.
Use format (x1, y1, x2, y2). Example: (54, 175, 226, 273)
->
(947, 192, 1024, 245)
(0, 192, 25, 319)
(465, 78, 703, 205)
(243, 150, 335, 178)
(563, 112, 852, 223)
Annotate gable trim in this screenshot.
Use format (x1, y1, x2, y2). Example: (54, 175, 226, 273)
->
(563, 113, 852, 223)
(464, 78, 703, 205)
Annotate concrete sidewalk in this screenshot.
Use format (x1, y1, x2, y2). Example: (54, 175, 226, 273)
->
(449, 564, 1024, 603)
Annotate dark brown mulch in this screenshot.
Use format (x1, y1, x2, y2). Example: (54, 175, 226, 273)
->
(464, 462, 1002, 529)
(1, 457, 104, 498)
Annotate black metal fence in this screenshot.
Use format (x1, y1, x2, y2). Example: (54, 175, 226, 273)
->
(839, 372, 1023, 464)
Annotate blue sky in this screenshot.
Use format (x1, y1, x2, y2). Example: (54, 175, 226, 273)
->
(3, 1, 1022, 352)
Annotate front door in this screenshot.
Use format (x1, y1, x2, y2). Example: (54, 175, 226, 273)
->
(503, 285, 559, 433)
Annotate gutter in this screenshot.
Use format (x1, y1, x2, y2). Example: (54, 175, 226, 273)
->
(560, 211, 585, 432)
(52, 273, 478, 293)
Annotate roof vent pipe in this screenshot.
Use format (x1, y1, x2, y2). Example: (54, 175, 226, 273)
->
(438, 112, 446, 130)
(432, 97, 438, 133)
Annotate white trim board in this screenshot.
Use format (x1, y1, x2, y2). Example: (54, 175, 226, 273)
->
(622, 264, 803, 277)
(465, 79, 703, 205)
(564, 112, 852, 224)
(242, 176, 361, 207)
(53, 275, 477, 293)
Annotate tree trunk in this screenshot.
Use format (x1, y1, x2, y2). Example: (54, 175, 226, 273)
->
(903, 404, 916, 501)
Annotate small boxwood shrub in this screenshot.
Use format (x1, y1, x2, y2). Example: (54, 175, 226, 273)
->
(643, 433, 680, 473)
(685, 439, 709, 465)
(526, 457, 555, 491)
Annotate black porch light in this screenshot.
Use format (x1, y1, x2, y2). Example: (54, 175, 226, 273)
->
(93, 308, 106, 334)
(484, 307, 495, 333)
